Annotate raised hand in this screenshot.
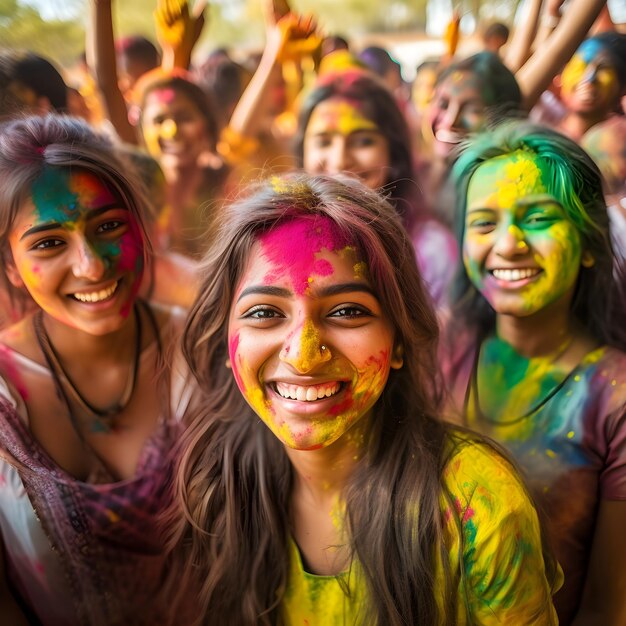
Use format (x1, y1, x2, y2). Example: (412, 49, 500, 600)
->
(154, 0, 207, 69)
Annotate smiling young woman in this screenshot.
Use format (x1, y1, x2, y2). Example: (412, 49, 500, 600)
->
(443, 120, 626, 625)
(163, 172, 560, 625)
(0, 115, 192, 625)
(294, 70, 458, 308)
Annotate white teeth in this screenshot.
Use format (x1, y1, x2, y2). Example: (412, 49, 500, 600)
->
(275, 382, 341, 402)
(435, 129, 462, 144)
(491, 268, 540, 282)
(73, 281, 118, 303)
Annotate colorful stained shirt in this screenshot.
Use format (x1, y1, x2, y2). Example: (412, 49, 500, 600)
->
(0, 310, 193, 626)
(282, 438, 560, 625)
(442, 334, 626, 623)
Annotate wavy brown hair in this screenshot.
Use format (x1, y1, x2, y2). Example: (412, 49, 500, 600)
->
(165, 173, 485, 624)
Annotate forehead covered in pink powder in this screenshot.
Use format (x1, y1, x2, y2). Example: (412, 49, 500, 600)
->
(258, 216, 354, 294)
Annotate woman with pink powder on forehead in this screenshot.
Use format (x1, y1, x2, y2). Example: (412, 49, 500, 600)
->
(162, 173, 561, 625)
(0, 115, 193, 625)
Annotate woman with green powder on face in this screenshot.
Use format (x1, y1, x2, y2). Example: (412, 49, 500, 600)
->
(442, 120, 626, 625)
(0, 115, 192, 625)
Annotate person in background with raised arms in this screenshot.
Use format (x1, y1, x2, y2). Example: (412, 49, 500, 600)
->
(164, 173, 560, 625)
(0, 115, 191, 625)
(442, 120, 626, 625)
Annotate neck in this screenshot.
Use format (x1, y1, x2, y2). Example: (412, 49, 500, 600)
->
(165, 166, 204, 210)
(41, 308, 137, 363)
(285, 422, 368, 505)
(561, 110, 606, 141)
(495, 303, 573, 358)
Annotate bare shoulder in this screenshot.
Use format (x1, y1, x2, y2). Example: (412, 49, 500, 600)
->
(0, 315, 42, 375)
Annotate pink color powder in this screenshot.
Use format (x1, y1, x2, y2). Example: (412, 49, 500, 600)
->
(259, 217, 352, 294)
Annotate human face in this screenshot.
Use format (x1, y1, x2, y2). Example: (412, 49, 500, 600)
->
(141, 88, 210, 170)
(303, 98, 391, 190)
(228, 217, 401, 451)
(8, 168, 144, 335)
(463, 151, 583, 318)
(561, 40, 620, 116)
(428, 71, 487, 159)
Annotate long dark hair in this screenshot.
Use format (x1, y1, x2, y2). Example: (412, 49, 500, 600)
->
(165, 173, 459, 625)
(294, 70, 427, 228)
(449, 120, 626, 350)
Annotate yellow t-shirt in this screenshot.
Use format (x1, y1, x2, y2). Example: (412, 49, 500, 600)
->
(282, 439, 561, 625)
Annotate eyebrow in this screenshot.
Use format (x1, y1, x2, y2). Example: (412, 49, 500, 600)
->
(20, 203, 122, 240)
(237, 281, 377, 302)
(466, 198, 563, 215)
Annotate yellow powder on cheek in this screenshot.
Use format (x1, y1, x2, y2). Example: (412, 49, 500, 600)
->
(19, 261, 42, 292)
(143, 126, 162, 157)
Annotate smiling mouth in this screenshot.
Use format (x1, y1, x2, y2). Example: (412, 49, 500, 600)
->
(273, 381, 343, 402)
(490, 268, 541, 282)
(70, 280, 119, 303)
(435, 128, 463, 144)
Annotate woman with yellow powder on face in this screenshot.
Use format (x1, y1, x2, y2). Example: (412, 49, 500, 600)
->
(442, 120, 626, 625)
(556, 32, 626, 142)
(294, 69, 459, 309)
(163, 173, 560, 625)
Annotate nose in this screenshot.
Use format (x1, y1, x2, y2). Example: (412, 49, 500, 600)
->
(493, 224, 529, 258)
(279, 318, 332, 373)
(71, 238, 107, 281)
(325, 137, 353, 174)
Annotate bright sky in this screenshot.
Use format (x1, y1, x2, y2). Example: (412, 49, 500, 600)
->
(21, 0, 82, 20)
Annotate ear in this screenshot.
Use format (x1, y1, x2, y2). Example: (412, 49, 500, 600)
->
(390, 343, 404, 370)
(581, 250, 595, 268)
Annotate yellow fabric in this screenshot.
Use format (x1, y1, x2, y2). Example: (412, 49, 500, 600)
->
(282, 438, 561, 625)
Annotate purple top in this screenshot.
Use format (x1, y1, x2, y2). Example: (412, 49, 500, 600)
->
(442, 334, 626, 623)
(411, 218, 458, 308)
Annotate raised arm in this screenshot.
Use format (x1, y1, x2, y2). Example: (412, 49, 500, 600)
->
(228, 10, 317, 141)
(87, 0, 137, 144)
(571, 500, 626, 625)
(154, 0, 207, 72)
(515, 0, 607, 110)
(503, 0, 543, 73)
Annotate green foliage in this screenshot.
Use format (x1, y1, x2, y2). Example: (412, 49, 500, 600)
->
(0, 0, 84, 67)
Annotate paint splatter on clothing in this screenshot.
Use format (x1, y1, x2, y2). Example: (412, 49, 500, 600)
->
(442, 333, 626, 623)
(282, 437, 559, 625)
